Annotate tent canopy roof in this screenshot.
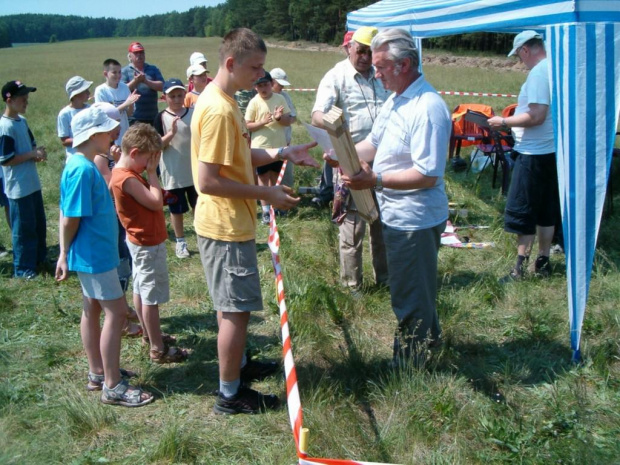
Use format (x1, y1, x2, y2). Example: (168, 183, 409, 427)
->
(347, 0, 620, 37)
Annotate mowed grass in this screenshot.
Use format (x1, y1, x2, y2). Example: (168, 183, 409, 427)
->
(0, 37, 619, 464)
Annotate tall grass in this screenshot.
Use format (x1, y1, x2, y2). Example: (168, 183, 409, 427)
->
(0, 38, 618, 464)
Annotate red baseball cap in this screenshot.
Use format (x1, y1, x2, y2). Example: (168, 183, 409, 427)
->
(128, 42, 145, 53)
(342, 31, 354, 47)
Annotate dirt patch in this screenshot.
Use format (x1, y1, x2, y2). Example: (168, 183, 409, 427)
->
(265, 39, 526, 73)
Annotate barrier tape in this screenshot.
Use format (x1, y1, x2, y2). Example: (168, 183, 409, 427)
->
(288, 88, 517, 98)
(267, 161, 401, 465)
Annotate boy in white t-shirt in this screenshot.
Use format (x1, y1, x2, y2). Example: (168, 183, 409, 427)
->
(94, 59, 140, 145)
(57, 76, 92, 161)
(154, 78, 195, 258)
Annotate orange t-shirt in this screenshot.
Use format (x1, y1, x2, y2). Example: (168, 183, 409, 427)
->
(109, 167, 167, 246)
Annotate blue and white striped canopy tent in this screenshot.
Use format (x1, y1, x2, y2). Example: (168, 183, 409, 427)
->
(348, 0, 620, 361)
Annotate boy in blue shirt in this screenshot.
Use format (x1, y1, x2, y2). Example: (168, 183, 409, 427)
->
(0, 81, 47, 279)
(55, 106, 153, 407)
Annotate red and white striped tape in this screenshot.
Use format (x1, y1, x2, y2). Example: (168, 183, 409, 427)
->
(288, 88, 516, 98)
(267, 161, 401, 465)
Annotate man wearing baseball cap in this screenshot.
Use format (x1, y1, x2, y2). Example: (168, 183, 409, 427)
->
(121, 42, 164, 126)
(488, 31, 559, 282)
(311, 26, 391, 292)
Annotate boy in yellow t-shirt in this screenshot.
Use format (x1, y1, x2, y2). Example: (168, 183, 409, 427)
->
(190, 28, 318, 415)
(245, 71, 294, 224)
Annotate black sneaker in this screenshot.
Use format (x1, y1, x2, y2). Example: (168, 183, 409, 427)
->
(240, 359, 280, 382)
(213, 386, 279, 415)
(499, 267, 523, 284)
(535, 255, 551, 277)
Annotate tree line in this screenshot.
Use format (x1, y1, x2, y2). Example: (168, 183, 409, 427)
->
(0, 1, 512, 54)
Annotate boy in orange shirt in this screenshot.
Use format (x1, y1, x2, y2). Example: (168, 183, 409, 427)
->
(109, 123, 188, 364)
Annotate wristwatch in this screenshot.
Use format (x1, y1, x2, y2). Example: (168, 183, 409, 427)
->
(375, 172, 383, 192)
(276, 147, 285, 161)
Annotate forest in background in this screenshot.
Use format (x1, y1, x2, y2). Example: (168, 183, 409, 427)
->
(0, 0, 513, 53)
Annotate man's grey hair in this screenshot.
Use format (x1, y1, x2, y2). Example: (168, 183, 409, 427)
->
(371, 28, 419, 70)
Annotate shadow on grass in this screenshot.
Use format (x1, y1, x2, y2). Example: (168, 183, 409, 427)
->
(149, 312, 282, 397)
(436, 336, 571, 404)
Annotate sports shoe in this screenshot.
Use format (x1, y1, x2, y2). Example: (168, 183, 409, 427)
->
(534, 255, 552, 278)
(499, 267, 523, 284)
(175, 241, 190, 259)
(261, 212, 270, 225)
(213, 385, 279, 415)
(240, 358, 279, 382)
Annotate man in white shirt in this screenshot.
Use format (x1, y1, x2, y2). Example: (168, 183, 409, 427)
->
(488, 31, 559, 281)
(311, 26, 391, 291)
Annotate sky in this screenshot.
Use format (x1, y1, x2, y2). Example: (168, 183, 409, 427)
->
(0, 0, 224, 20)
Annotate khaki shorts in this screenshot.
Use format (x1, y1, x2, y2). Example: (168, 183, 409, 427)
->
(198, 235, 263, 313)
(77, 268, 124, 301)
(126, 241, 170, 305)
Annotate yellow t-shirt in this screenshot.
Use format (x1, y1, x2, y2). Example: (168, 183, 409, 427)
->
(245, 93, 290, 149)
(191, 83, 256, 241)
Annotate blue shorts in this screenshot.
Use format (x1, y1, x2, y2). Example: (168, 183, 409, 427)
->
(166, 186, 198, 215)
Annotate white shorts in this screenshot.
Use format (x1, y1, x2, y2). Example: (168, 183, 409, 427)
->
(126, 241, 170, 305)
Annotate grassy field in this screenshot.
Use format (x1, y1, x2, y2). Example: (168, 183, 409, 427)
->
(0, 37, 619, 464)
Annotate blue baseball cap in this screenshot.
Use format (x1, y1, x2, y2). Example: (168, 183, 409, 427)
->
(163, 78, 185, 94)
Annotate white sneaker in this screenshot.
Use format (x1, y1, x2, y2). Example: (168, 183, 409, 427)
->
(175, 241, 190, 258)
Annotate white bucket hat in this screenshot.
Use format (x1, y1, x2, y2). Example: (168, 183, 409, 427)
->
(71, 107, 120, 148)
(65, 76, 93, 100)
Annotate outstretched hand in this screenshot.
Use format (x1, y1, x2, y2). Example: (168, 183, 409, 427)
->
(285, 142, 320, 168)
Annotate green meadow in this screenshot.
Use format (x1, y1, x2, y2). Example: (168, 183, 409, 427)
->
(0, 37, 619, 464)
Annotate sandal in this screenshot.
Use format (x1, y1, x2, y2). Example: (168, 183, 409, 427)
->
(142, 333, 177, 346)
(122, 321, 143, 338)
(87, 368, 137, 392)
(101, 379, 154, 407)
(150, 346, 189, 364)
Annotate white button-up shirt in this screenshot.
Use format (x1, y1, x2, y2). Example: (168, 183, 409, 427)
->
(369, 75, 451, 231)
(312, 59, 390, 143)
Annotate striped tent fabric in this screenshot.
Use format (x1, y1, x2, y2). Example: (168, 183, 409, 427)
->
(347, 0, 620, 360)
(548, 23, 620, 360)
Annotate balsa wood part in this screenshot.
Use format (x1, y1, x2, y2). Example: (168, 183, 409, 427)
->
(322, 106, 378, 223)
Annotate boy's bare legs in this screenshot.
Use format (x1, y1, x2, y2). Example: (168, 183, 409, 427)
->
(218, 311, 250, 382)
(170, 212, 185, 239)
(134, 293, 164, 351)
(81, 296, 103, 376)
(132, 292, 147, 340)
(99, 296, 127, 389)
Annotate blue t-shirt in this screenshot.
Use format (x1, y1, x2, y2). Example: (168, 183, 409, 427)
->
(59, 154, 119, 273)
(121, 62, 164, 122)
(0, 115, 42, 199)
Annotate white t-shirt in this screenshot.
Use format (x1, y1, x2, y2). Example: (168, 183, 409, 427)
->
(57, 105, 89, 160)
(512, 58, 555, 155)
(94, 82, 131, 145)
